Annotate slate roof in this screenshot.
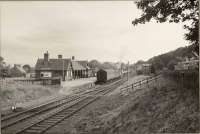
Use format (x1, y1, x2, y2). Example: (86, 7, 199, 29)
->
(71, 61, 85, 70)
(100, 69, 119, 74)
(10, 65, 26, 74)
(35, 58, 71, 71)
(15, 66, 26, 74)
(78, 61, 91, 69)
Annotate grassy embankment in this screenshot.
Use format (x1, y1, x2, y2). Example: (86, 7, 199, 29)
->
(71, 74, 199, 134)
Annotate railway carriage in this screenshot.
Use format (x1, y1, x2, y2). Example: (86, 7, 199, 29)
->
(96, 69, 121, 83)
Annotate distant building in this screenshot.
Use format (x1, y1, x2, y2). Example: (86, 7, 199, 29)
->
(35, 52, 73, 81)
(136, 63, 152, 75)
(26, 67, 36, 78)
(71, 57, 94, 78)
(71, 60, 86, 79)
(35, 52, 95, 81)
(175, 57, 199, 71)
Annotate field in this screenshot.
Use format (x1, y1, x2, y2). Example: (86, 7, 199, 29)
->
(0, 77, 96, 113)
(0, 79, 61, 110)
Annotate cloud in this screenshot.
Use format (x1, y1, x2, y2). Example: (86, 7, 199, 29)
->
(1, 1, 187, 66)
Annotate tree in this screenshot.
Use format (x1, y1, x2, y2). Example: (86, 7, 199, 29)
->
(0, 56, 3, 62)
(151, 64, 156, 74)
(0, 56, 4, 68)
(23, 64, 31, 73)
(167, 59, 177, 70)
(132, 0, 199, 53)
(136, 60, 145, 64)
(89, 60, 102, 68)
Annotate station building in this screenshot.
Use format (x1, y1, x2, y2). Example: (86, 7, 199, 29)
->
(35, 52, 95, 81)
(35, 52, 73, 81)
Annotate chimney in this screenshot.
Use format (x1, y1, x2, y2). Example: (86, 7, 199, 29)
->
(58, 55, 62, 59)
(44, 51, 49, 63)
(72, 56, 75, 60)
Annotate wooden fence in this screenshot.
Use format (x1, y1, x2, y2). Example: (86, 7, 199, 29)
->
(120, 69, 199, 95)
(0, 78, 42, 91)
(163, 69, 199, 89)
(13, 77, 61, 85)
(0, 77, 61, 90)
(120, 74, 162, 94)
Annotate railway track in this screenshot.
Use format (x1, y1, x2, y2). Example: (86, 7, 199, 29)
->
(1, 81, 112, 127)
(1, 79, 124, 134)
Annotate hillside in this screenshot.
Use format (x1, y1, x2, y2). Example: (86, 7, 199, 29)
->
(147, 45, 196, 70)
(89, 60, 127, 70)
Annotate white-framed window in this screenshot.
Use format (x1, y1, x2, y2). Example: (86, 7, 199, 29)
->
(40, 72, 52, 78)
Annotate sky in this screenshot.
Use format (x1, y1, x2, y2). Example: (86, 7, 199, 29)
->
(0, 1, 189, 66)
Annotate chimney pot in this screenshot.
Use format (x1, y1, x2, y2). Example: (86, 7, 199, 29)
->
(44, 51, 49, 63)
(58, 55, 62, 59)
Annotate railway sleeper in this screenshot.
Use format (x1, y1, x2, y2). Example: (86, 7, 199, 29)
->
(50, 117, 64, 121)
(47, 116, 61, 120)
(38, 122, 54, 125)
(24, 129, 42, 133)
(73, 99, 83, 103)
(29, 126, 44, 130)
(53, 113, 66, 116)
(42, 120, 58, 124)
(63, 109, 76, 113)
(35, 123, 50, 127)
(53, 115, 66, 118)
(54, 114, 66, 117)
(47, 118, 61, 122)
(61, 111, 74, 115)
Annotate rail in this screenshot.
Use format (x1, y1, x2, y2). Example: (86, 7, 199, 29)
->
(1, 79, 124, 134)
(14, 79, 123, 134)
(120, 74, 162, 94)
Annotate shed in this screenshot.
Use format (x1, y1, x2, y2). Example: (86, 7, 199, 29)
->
(96, 69, 120, 83)
(96, 69, 107, 83)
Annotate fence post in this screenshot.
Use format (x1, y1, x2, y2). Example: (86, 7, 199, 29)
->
(154, 77, 157, 87)
(180, 72, 184, 89)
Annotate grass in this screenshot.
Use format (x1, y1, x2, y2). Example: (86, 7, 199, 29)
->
(0, 80, 61, 108)
(72, 75, 199, 134)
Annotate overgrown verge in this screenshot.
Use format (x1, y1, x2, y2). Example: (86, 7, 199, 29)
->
(0, 80, 60, 108)
(71, 75, 199, 134)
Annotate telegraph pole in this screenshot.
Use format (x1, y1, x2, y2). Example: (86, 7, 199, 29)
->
(0, 40, 1, 58)
(62, 60, 64, 81)
(0, 6, 1, 58)
(127, 61, 129, 81)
